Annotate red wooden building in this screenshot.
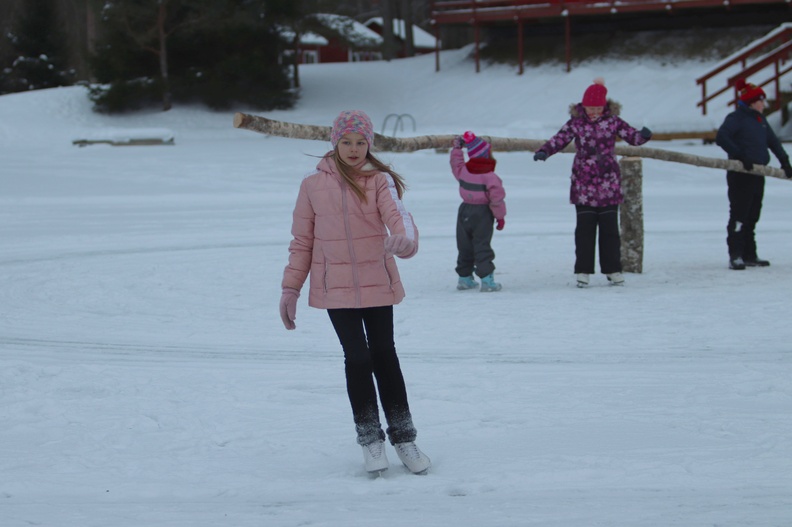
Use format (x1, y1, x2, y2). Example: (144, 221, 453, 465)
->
(430, 0, 792, 73)
(288, 14, 384, 64)
(364, 18, 437, 57)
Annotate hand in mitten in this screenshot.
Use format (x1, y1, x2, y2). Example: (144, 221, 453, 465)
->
(496, 218, 505, 231)
(279, 288, 299, 330)
(639, 127, 652, 139)
(384, 235, 416, 258)
(740, 158, 754, 171)
(452, 136, 464, 149)
(534, 151, 548, 162)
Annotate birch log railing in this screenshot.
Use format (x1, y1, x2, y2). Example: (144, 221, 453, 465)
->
(233, 112, 786, 178)
(233, 112, 788, 273)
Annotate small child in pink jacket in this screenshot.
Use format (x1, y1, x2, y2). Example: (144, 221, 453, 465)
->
(450, 131, 507, 292)
(279, 110, 430, 475)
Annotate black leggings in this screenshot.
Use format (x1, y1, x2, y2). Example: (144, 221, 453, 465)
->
(574, 204, 622, 274)
(327, 305, 417, 446)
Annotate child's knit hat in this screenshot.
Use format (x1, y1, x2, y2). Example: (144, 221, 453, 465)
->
(735, 79, 766, 104)
(331, 110, 374, 148)
(582, 77, 607, 107)
(463, 131, 491, 159)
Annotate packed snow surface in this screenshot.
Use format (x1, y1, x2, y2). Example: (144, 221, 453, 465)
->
(2, 48, 791, 526)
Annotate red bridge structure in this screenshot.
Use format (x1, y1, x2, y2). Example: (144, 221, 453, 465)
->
(429, 0, 792, 74)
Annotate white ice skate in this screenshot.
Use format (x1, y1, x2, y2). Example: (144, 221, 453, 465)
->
(362, 440, 389, 474)
(393, 441, 431, 474)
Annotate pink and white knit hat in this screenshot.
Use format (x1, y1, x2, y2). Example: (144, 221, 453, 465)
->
(331, 110, 374, 148)
(463, 131, 491, 159)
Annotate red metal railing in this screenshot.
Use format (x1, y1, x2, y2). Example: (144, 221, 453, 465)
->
(432, 0, 790, 23)
(431, 0, 792, 75)
(696, 24, 792, 115)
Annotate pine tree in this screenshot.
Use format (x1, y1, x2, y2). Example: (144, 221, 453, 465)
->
(89, 0, 298, 113)
(0, 0, 75, 94)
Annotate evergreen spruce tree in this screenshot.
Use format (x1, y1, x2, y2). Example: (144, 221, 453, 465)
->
(89, 0, 299, 113)
(0, 0, 75, 94)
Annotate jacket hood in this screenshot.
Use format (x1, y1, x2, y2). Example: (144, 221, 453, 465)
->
(569, 99, 621, 119)
(317, 153, 339, 175)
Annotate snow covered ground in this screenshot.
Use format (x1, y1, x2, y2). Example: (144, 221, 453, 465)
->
(2, 48, 792, 526)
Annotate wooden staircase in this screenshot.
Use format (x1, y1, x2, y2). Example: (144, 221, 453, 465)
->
(697, 23, 792, 117)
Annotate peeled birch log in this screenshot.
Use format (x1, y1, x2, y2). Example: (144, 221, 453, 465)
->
(233, 112, 788, 180)
(619, 157, 644, 274)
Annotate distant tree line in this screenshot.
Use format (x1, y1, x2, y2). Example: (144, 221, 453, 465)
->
(0, 0, 77, 95)
(0, 0, 431, 113)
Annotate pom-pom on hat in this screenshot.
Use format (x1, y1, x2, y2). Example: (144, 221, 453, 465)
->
(735, 79, 766, 105)
(331, 110, 374, 148)
(463, 130, 491, 159)
(582, 77, 607, 107)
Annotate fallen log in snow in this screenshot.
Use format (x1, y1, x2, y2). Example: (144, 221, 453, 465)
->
(72, 128, 175, 147)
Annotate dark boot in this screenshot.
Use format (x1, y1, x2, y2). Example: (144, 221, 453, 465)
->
(743, 257, 770, 267)
(729, 256, 746, 270)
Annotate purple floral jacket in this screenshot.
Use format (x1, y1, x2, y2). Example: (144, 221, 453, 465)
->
(538, 101, 649, 206)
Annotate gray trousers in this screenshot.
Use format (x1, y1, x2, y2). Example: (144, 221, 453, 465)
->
(456, 203, 496, 278)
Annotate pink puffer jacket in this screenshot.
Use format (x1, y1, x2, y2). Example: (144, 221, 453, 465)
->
(282, 155, 419, 309)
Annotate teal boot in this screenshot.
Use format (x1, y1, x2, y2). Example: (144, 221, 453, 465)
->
(480, 273, 502, 292)
(457, 275, 479, 290)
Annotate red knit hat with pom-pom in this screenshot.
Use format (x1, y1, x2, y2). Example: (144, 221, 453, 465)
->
(735, 79, 766, 105)
(582, 77, 607, 107)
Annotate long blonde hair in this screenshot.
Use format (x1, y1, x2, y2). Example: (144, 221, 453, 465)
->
(330, 150, 407, 204)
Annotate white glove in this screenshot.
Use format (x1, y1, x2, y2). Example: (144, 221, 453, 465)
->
(279, 288, 300, 330)
(384, 235, 416, 258)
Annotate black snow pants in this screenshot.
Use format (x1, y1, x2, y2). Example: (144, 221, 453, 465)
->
(726, 172, 765, 260)
(327, 306, 417, 447)
(455, 203, 496, 278)
(574, 204, 622, 275)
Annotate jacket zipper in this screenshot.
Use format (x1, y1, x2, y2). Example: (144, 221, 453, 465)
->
(340, 180, 361, 307)
(383, 258, 393, 290)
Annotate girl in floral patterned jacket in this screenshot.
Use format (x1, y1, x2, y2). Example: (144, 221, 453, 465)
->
(533, 78, 652, 288)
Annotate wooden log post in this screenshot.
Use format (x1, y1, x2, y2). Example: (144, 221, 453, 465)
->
(619, 157, 644, 274)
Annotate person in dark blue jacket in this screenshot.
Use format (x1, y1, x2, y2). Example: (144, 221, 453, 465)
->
(716, 79, 792, 270)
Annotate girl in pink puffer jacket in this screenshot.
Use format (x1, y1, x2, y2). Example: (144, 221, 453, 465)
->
(279, 110, 431, 475)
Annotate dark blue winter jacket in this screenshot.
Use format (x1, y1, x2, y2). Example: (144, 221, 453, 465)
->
(716, 102, 789, 172)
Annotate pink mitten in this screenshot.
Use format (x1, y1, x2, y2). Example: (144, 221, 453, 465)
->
(384, 235, 416, 258)
(279, 288, 300, 330)
(452, 136, 464, 149)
